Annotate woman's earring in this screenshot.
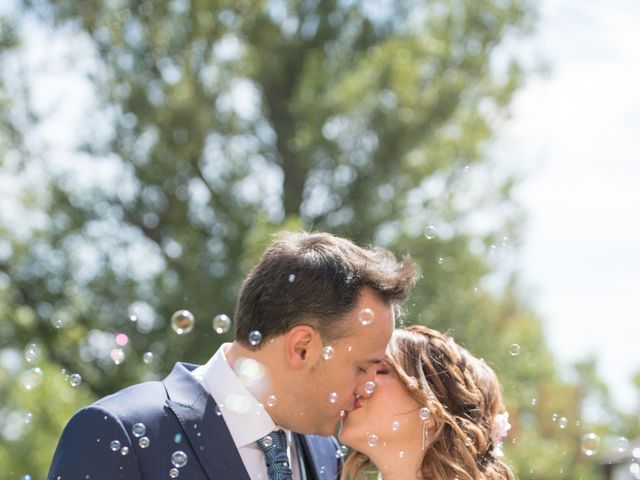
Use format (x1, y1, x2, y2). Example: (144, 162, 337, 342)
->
(422, 421, 428, 450)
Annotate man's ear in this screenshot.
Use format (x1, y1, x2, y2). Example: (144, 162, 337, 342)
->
(285, 325, 320, 368)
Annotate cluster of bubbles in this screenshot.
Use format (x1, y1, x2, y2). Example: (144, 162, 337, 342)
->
(170, 309, 232, 336)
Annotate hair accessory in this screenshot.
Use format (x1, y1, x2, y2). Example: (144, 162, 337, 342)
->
(490, 412, 511, 457)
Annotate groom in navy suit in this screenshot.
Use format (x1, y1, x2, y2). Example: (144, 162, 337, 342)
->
(49, 231, 416, 479)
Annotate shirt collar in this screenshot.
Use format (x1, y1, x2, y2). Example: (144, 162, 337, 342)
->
(198, 343, 281, 448)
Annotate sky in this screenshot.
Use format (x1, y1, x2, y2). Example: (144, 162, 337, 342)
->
(494, 0, 640, 411)
(2, 0, 639, 414)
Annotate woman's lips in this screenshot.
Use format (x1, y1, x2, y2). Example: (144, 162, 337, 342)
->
(353, 397, 362, 410)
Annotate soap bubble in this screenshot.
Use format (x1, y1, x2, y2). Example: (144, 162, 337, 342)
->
(111, 348, 125, 365)
(336, 445, 348, 458)
(139, 437, 150, 448)
(328, 392, 338, 404)
(558, 417, 568, 429)
(262, 435, 273, 447)
(171, 310, 195, 335)
(367, 434, 378, 447)
(110, 440, 121, 451)
(115, 333, 129, 346)
(267, 395, 277, 407)
(24, 343, 40, 363)
(616, 437, 630, 453)
(419, 407, 431, 421)
(364, 381, 376, 395)
(169, 468, 179, 478)
(120, 446, 129, 455)
(424, 226, 438, 240)
(581, 433, 600, 456)
(391, 420, 401, 431)
(248, 330, 262, 346)
(508, 344, 521, 356)
(359, 308, 374, 326)
(212, 314, 231, 334)
(69, 373, 82, 387)
(322, 346, 334, 360)
(171, 450, 188, 468)
(20, 367, 44, 391)
(288, 274, 296, 283)
(132, 423, 146, 437)
(143, 352, 154, 364)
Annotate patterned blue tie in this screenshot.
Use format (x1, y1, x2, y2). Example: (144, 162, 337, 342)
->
(256, 430, 293, 480)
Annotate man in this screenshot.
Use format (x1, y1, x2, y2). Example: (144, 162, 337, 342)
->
(49, 231, 417, 479)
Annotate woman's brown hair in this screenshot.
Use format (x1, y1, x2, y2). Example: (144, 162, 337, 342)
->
(342, 325, 516, 480)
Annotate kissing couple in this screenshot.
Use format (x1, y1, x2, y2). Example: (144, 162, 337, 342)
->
(50, 231, 514, 480)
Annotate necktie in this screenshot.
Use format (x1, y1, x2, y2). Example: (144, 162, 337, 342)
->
(256, 430, 293, 480)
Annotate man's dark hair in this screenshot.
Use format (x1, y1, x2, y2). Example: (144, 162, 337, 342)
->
(234, 231, 418, 347)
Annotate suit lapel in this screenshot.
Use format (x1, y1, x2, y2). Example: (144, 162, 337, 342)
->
(164, 363, 251, 480)
(295, 433, 342, 480)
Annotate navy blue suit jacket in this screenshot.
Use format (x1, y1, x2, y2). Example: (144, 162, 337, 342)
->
(49, 363, 342, 479)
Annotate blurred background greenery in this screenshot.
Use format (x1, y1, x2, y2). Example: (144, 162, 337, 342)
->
(1, 0, 638, 478)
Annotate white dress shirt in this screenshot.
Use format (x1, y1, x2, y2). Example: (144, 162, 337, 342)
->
(192, 343, 302, 480)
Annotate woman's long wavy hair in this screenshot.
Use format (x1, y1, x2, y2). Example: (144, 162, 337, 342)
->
(341, 325, 516, 480)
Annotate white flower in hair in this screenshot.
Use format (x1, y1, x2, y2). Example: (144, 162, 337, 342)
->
(490, 412, 511, 457)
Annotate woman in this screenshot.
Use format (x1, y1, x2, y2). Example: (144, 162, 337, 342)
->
(339, 325, 515, 480)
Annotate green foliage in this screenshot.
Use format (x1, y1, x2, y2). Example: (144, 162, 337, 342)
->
(1, 0, 635, 477)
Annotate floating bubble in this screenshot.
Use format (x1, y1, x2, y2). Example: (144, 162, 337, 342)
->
(391, 420, 400, 431)
(115, 333, 129, 346)
(174, 433, 182, 443)
(558, 417, 568, 429)
(266, 395, 277, 407)
(367, 434, 378, 447)
(143, 352, 154, 364)
(121, 446, 129, 455)
(171, 310, 195, 335)
(551, 413, 558, 422)
(364, 381, 376, 396)
(508, 344, 521, 356)
(359, 308, 374, 326)
(20, 367, 44, 391)
(419, 407, 431, 421)
(24, 412, 33, 424)
(581, 433, 600, 456)
(110, 440, 121, 451)
(340, 410, 347, 418)
(132, 423, 146, 438)
(262, 435, 273, 448)
(288, 274, 296, 283)
(616, 436, 630, 453)
(69, 373, 82, 387)
(322, 346, 334, 360)
(336, 445, 348, 458)
(328, 392, 338, 404)
(24, 343, 40, 363)
(633, 447, 640, 459)
(225, 393, 252, 414)
(630, 463, 640, 477)
(437, 257, 444, 265)
(248, 330, 262, 346)
(139, 436, 150, 448)
(111, 348, 125, 365)
(23, 475, 31, 480)
(235, 357, 265, 387)
(399, 450, 405, 458)
(171, 451, 188, 468)
(169, 468, 179, 478)
(212, 314, 231, 334)
(530, 398, 537, 406)
(214, 405, 222, 416)
(424, 226, 438, 240)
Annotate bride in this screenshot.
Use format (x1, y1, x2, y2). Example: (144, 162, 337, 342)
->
(339, 325, 515, 480)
